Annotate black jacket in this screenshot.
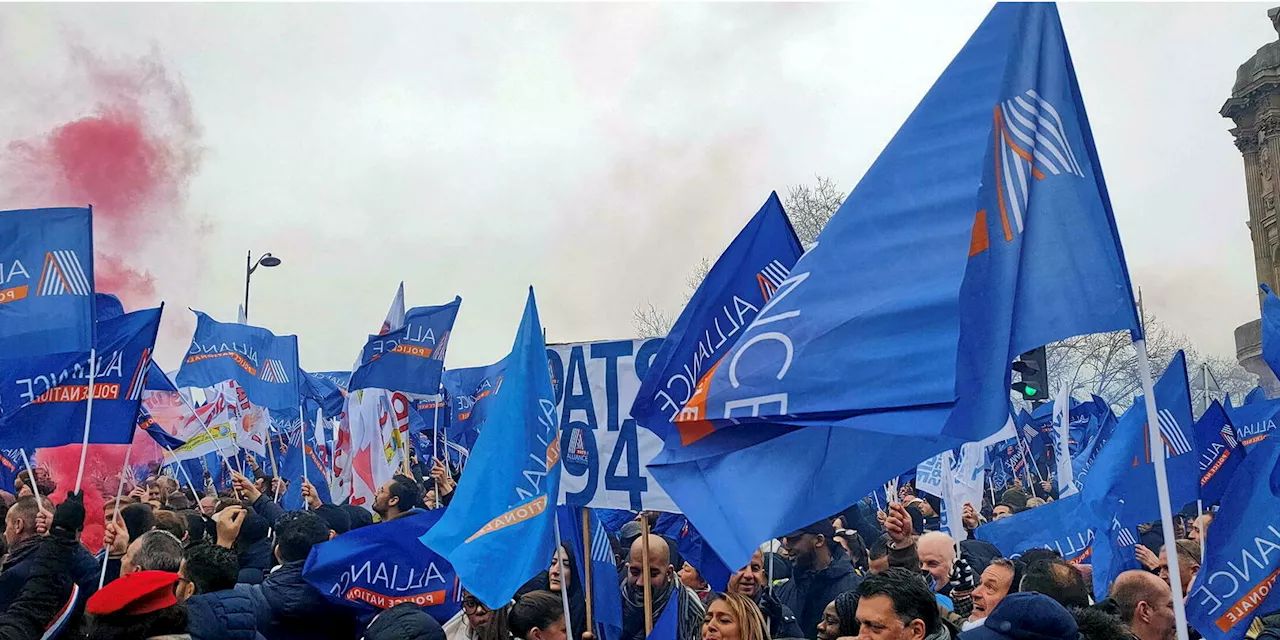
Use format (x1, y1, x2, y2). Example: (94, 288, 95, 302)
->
(239, 560, 360, 640)
(237, 538, 275, 585)
(364, 602, 446, 640)
(0, 536, 77, 640)
(754, 590, 804, 639)
(188, 588, 265, 640)
(774, 547, 863, 639)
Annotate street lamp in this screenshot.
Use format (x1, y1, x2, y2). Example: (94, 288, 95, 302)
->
(244, 251, 282, 323)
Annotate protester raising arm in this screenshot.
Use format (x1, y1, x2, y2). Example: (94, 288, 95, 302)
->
(232, 471, 285, 526)
(883, 502, 921, 570)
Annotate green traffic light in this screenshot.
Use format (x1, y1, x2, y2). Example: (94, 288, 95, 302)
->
(1023, 385, 1038, 397)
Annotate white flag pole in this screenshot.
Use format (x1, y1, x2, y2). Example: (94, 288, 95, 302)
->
(74, 348, 98, 492)
(1134, 338, 1190, 640)
(163, 444, 201, 501)
(553, 517, 575, 640)
(19, 449, 42, 507)
(100, 441, 134, 588)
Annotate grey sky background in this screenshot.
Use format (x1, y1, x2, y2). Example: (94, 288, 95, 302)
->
(0, 2, 1268, 373)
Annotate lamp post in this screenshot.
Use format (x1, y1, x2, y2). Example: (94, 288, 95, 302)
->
(243, 251, 281, 323)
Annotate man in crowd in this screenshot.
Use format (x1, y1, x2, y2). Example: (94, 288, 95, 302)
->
(916, 532, 954, 592)
(1018, 559, 1089, 610)
(120, 530, 184, 576)
(777, 518, 862, 639)
(1188, 513, 1212, 546)
(372, 474, 425, 522)
(957, 592, 1079, 640)
(964, 558, 1017, 632)
(854, 567, 942, 640)
(180, 542, 260, 640)
(620, 533, 704, 640)
(1157, 540, 1200, 595)
(1111, 570, 1177, 640)
(728, 549, 804, 639)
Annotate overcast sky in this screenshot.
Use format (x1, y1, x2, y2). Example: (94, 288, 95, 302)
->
(0, 2, 1270, 372)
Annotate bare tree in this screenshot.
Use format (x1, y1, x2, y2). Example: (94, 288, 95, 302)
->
(1045, 312, 1256, 412)
(631, 177, 844, 337)
(784, 175, 845, 247)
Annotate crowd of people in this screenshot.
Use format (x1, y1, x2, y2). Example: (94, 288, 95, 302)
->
(0, 458, 1267, 640)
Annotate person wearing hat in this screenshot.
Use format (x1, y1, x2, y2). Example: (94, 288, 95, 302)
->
(776, 517, 862, 640)
(82, 570, 189, 638)
(957, 592, 1078, 640)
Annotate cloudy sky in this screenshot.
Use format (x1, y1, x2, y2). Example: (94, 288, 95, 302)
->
(0, 2, 1269, 372)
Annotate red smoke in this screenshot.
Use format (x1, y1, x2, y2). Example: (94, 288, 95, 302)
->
(1, 46, 206, 536)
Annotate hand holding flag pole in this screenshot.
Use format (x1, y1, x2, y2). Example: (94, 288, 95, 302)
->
(100, 441, 134, 588)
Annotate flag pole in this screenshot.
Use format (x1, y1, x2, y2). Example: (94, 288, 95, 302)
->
(74, 348, 99, 492)
(433, 382, 441, 498)
(269, 437, 283, 503)
(163, 445, 201, 501)
(641, 516, 654, 636)
(100, 441, 134, 588)
(19, 449, 42, 507)
(1134, 338, 1190, 640)
(581, 508, 595, 637)
(554, 516, 575, 640)
(300, 405, 309, 486)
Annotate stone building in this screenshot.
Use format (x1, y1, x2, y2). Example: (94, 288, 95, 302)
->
(1222, 6, 1280, 395)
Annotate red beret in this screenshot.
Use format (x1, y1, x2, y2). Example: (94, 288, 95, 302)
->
(86, 570, 180, 616)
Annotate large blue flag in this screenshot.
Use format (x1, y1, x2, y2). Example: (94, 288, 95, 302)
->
(303, 509, 461, 622)
(631, 192, 803, 446)
(1195, 400, 1246, 506)
(0, 207, 96, 358)
(1090, 516, 1141, 600)
(301, 369, 346, 419)
(648, 3, 1140, 566)
(653, 513, 733, 592)
(349, 297, 461, 395)
(0, 306, 162, 447)
(1228, 395, 1280, 450)
(278, 423, 332, 510)
(1081, 351, 1198, 528)
(557, 507, 623, 640)
(1185, 437, 1280, 640)
(419, 288, 561, 608)
(175, 310, 301, 411)
(1245, 387, 1267, 405)
(974, 493, 1094, 563)
(438, 357, 508, 454)
(1261, 284, 1280, 383)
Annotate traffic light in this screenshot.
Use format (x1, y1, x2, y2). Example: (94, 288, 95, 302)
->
(1011, 347, 1049, 403)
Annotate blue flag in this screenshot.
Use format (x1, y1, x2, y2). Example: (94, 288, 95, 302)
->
(278, 422, 332, 510)
(652, 513, 733, 592)
(96, 293, 124, 320)
(1081, 351, 1198, 528)
(175, 310, 301, 411)
(303, 509, 461, 622)
(301, 369, 346, 419)
(313, 371, 351, 394)
(0, 306, 163, 447)
(648, 3, 1140, 566)
(419, 288, 561, 608)
(557, 507, 623, 640)
(1245, 387, 1267, 406)
(139, 407, 186, 450)
(974, 493, 1094, 563)
(1071, 413, 1119, 492)
(1195, 400, 1246, 506)
(1262, 284, 1280, 383)
(0, 207, 96, 358)
(440, 357, 509, 449)
(1185, 437, 1280, 640)
(349, 297, 462, 395)
(631, 192, 803, 446)
(1090, 516, 1141, 600)
(1228, 396, 1280, 450)
(648, 593, 678, 640)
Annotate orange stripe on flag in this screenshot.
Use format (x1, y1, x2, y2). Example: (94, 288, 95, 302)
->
(464, 495, 548, 543)
(992, 108, 1014, 242)
(673, 359, 723, 445)
(999, 123, 1047, 180)
(0, 285, 29, 304)
(970, 210, 990, 257)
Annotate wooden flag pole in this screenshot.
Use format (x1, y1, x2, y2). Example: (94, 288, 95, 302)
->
(642, 516, 653, 636)
(582, 508, 595, 635)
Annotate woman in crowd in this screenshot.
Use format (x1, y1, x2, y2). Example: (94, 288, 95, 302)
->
(702, 592, 770, 640)
(445, 588, 513, 640)
(815, 592, 858, 640)
(509, 590, 568, 640)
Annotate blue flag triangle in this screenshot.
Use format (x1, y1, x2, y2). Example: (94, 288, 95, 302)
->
(0, 207, 96, 358)
(175, 310, 300, 411)
(419, 287, 561, 608)
(1194, 400, 1246, 505)
(349, 297, 462, 395)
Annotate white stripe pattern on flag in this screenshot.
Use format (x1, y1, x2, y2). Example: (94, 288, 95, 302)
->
(590, 517, 612, 564)
(1116, 527, 1137, 547)
(1158, 409, 1193, 456)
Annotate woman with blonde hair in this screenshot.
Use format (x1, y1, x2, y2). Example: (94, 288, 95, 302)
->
(702, 592, 770, 640)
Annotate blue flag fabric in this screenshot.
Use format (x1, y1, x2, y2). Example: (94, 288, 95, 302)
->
(301, 369, 346, 419)
(1090, 517, 1141, 600)
(1081, 351, 1198, 528)
(648, 3, 1140, 567)
(630, 192, 803, 446)
(439, 358, 508, 452)
(1195, 400, 1246, 506)
(175, 311, 301, 411)
(1245, 387, 1267, 406)
(0, 207, 96, 359)
(0, 306, 163, 447)
(974, 493, 1094, 563)
(648, 592, 678, 640)
(1071, 413, 1119, 492)
(419, 288, 561, 608)
(139, 409, 186, 450)
(96, 293, 125, 321)
(1185, 437, 1280, 640)
(143, 361, 180, 393)
(557, 507, 623, 640)
(1228, 396, 1280, 450)
(1262, 284, 1280, 383)
(652, 513, 733, 592)
(313, 371, 351, 394)
(303, 509, 461, 622)
(350, 297, 462, 395)
(278, 423, 332, 510)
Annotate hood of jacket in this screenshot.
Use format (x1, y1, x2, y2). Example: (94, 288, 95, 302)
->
(364, 602, 446, 640)
(188, 588, 263, 640)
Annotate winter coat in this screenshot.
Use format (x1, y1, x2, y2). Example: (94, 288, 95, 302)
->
(188, 588, 264, 640)
(239, 560, 360, 640)
(754, 590, 805, 639)
(237, 538, 275, 585)
(0, 536, 78, 640)
(774, 547, 863, 640)
(364, 602, 446, 640)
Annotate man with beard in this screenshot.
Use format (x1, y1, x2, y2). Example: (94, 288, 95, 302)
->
(777, 518, 862, 639)
(728, 549, 804, 639)
(372, 475, 425, 522)
(620, 534, 704, 640)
